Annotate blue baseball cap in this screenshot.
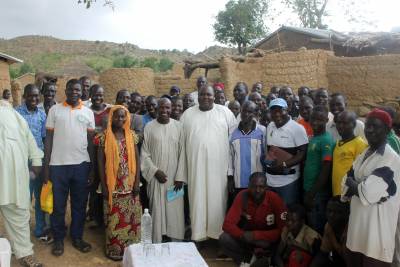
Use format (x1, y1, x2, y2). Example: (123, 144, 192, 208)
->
(269, 98, 288, 109)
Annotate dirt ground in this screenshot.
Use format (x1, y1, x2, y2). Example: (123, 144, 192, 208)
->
(0, 206, 236, 267)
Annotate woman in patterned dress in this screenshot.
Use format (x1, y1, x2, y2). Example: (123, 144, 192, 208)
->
(96, 105, 141, 260)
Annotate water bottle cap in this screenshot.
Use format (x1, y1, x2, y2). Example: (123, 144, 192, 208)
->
(144, 208, 149, 214)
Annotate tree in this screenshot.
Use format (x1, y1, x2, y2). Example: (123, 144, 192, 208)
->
(140, 57, 159, 71)
(283, 0, 329, 29)
(112, 55, 138, 68)
(158, 58, 174, 72)
(9, 63, 35, 79)
(213, 0, 269, 54)
(283, 0, 371, 30)
(78, 0, 114, 9)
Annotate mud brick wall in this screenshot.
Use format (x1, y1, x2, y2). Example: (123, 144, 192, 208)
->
(99, 68, 155, 104)
(0, 60, 11, 95)
(155, 64, 221, 96)
(220, 50, 332, 100)
(327, 54, 400, 115)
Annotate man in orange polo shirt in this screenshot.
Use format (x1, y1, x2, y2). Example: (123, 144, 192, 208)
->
(44, 79, 95, 257)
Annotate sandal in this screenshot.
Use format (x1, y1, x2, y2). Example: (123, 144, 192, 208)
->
(18, 255, 43, 267)
(51, 241, 64, 256)
(72, 239, 92, 253)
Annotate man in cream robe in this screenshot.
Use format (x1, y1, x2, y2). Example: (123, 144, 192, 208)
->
(176, 86, 236, 241)
(0, 100, 44, 266)
(141, 98, 184, 243)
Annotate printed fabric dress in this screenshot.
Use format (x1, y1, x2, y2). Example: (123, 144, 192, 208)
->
(95, 131, 142, 260)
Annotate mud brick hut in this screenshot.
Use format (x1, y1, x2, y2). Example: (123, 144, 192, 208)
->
(254, 26, 348, 55)
(0, 52, 23, 96)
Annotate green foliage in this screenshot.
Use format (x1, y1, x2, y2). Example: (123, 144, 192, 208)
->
(9, 63, 35, 79)
(112, 55, 139, 68)
(158, 58, 174, 72)
(30, 53, 64, 72)
(85, 56, 113, 73)
(140, 57, 159, 70)
(283, 0, 329, 29)
(111, 55, 174, 72)
(213, 0, 269, 54)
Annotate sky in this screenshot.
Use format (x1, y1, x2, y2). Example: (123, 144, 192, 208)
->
(0, 0, 399, 53)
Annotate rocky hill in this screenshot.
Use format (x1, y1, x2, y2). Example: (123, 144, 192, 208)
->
(0, 35, 236, 77)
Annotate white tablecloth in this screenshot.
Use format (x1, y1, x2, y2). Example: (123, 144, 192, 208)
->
(0, 238, 11, 267)
(122, 242, 208, 267)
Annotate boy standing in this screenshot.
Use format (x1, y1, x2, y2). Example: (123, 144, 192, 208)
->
(332, 111, 367, 196)
(303, 105, 335, 234)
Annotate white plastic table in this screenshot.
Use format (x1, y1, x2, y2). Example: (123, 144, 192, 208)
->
(122, 242, 208, 267)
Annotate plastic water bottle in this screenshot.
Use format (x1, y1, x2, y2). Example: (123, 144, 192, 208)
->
(141, 209, 152, 244)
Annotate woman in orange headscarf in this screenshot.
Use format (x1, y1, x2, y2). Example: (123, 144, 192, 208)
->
(95, 105, 141, 260)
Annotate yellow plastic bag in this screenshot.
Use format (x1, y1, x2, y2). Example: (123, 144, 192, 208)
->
(40, 181, 53, 214)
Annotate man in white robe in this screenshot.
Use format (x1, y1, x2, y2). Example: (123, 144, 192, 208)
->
(176, 85, 237, 241)
(0, 100, 44, 266)
(141, 98, 185, 243)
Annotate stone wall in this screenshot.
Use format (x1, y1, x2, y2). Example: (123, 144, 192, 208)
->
(327, 54, 400, 115)
(220, 50, 332, 100)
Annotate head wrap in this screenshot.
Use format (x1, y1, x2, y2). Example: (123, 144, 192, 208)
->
(367, 108, 392, 128)
(104, 105, 136, 206)
(213, 82, 225, 90)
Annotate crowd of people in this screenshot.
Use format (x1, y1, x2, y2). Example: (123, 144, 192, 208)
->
(1, 75, 400, 267)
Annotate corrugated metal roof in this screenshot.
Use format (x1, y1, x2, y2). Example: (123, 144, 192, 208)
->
(254, 26, 349, 48)
(0, 52, 23, 64)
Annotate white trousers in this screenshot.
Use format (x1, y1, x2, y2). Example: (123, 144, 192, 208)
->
(0, 204, 33, 259)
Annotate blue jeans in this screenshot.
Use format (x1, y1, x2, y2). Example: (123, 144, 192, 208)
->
(50, 162, 90, 241)
(269, 179, 300, 206)
(29, 176, 48, 237)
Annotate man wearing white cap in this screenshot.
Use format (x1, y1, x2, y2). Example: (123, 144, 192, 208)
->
(265, 98, 308, 205)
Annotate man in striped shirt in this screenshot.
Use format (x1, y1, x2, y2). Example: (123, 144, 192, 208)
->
(228, 101, 266, 207)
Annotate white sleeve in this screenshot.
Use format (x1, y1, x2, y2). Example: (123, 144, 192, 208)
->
(227, 138, 234, 176)
(87, 109, 95, 131)
(46, 105, 56, 129)
(293, 123, 309, 146)
(140, 125, 159, 183)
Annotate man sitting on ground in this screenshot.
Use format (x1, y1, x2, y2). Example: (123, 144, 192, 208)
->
(219, 172, 287, 266)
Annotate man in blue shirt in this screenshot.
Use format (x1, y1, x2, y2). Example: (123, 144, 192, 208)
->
(142, 95, 158, 127)
(228, 101, 266, 207)
(16, 84, 51, 243)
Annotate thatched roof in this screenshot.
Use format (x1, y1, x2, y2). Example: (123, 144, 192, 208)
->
(343, 32, 400, 55)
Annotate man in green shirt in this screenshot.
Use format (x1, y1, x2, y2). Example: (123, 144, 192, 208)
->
(303, 105, 335, 234)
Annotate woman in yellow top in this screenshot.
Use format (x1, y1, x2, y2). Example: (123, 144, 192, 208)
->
(332, 111, 367, 196)
(95, 105, 141, 260)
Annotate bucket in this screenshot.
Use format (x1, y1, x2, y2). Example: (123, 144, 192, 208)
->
(0, 238, 11, 267)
